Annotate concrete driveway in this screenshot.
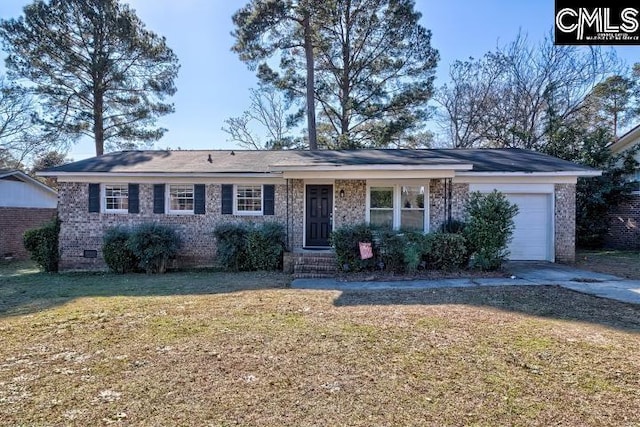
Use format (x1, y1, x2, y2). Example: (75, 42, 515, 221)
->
(506, 262, 640, 305)
(292, 262, 640, 305)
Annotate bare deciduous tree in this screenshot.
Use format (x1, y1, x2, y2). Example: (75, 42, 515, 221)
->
(436, 32, 621, 150)
(222, 85, 303, 150)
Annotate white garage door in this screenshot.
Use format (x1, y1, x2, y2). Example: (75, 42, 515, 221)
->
(504, 194, 552, 261)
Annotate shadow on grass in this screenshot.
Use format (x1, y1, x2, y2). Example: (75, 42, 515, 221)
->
(0, 261, 290, 318)
(333, 285, 640, 332)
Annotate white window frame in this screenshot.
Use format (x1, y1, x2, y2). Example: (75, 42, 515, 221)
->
(233, 184, 264, 216)
(167, 184, 195, 215)
(365, 181, 430, 232)
(102, 183, 129, 214)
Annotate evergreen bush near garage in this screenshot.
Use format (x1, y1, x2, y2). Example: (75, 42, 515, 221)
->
(23, 217, 60, 272)
(463, 190, 518, 271)
(127, 223, 181, 274)
(426, 233, 468, 271)
(102, 227, 139, 273)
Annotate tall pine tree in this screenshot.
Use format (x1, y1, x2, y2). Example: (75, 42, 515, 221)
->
(0, 0, 179, 156)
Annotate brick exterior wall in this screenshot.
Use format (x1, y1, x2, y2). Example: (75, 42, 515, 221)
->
(605, 195, 640, 249)
(58, 182, 289, 270)
(57, 178, 581, 270)
(554, 183, 576, 263)
(429, 180, 469, 231)
(0, 207, 57, 260)
(334, 179, 366, 229)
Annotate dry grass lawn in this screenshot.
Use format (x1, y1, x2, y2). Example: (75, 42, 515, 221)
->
(1, 261, 639, 426)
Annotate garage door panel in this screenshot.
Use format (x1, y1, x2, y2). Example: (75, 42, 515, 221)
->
(505, 194, 552, 261)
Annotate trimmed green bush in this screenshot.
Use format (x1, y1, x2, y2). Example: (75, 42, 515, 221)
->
(403, 242, 422, 273)
(214, 222, 286, 271)
(463, 190, 518, 271)
(102, 227, 139, 273)
(330, 223, 375, 272)
(439, 218, 467, 234)
(246, 222, 286, 271)
(378, 231, 406, 273)
(426, 233, 468, 271)
(127, 223, 180, 274)
(213, 223, 250, 271)
(23, 217, 60, 272)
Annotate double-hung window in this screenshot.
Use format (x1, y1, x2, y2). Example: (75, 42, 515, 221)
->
(367, 183, 428, 231)
(234, 184, 263, 215)
(168, 184, 194, 213)
(103, 184, 129, 213)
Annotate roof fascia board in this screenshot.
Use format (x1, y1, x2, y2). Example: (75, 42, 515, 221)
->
(282, 169, 458, 179)
(52, 174, 286, 184)
(457, 171, 601, 177)
(271, 163, 474, 172)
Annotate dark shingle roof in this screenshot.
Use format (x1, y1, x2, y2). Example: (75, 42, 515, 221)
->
(41, 148, 596, 174)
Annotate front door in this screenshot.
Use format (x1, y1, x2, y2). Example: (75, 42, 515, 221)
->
(305, 185, 333, 247)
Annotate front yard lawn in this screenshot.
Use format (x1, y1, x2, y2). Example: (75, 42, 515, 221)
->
(576, 249, 640, 279)
(1, 262, 639, 425)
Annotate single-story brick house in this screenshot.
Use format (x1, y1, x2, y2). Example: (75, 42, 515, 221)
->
(607, 126, 640, 249)
(0, 169, 58, 260)
(39, 148, 599, 271)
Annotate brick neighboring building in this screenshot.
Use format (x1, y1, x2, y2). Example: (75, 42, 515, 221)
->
(39, 149, 599, 271)
(0, 170, 58, 260)
(607, 126, 640, 249)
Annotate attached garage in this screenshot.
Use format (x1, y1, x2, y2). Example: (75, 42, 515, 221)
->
(469, 184, 554, 261)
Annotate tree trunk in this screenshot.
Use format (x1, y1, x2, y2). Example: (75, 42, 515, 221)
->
(340, 0, 351, 147)
(302, 12, 318, 150)
(93, 88, 105, 156)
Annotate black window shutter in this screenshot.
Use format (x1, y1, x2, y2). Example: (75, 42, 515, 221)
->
(128, 184, 139, 214)
(263, 184, 275, 215)
(88, 183, 100, 213)
(194, 184, 206, 214)
(153, 184, 165, 214)
(221, 184, 233, 215)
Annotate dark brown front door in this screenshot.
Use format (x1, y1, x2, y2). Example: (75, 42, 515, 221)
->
(305, 185, 333, 247)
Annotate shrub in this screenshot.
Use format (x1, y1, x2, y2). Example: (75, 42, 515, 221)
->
(246, 222, 286, 271)
(439, 218, 467, 234)
(23, 218, 60, 272)
(214, 222, 286, 271)
(463, 190, 518, 271)
(330, 223, 375, 272)
(378, 231, 406, 273)
(102, 227, 139, 273)
(127, 223, 180, 274)
(403, 242, 422, 273)
(213, 223, 250, 271)
(426, 233, 468, 271)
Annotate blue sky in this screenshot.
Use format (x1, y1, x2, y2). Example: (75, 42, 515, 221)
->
(0, 0, 639, 160)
